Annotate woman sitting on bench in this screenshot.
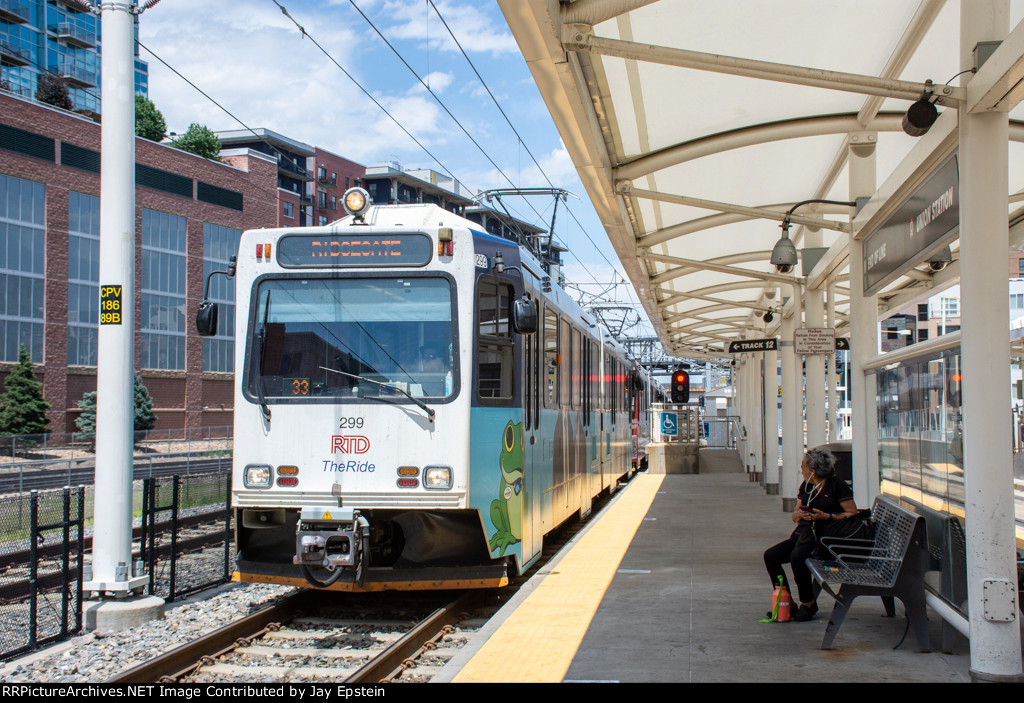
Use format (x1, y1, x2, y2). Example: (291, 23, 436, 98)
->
(763, 448, 859, 621)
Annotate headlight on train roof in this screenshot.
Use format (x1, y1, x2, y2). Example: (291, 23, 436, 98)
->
(244, 464, 272, 489)
(423, 465, 452, 490)
(342, 187, 371, 218)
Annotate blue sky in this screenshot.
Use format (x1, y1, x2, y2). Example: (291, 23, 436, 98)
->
(138, 0, 652, 335)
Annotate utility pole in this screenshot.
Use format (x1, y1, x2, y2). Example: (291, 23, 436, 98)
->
(83, 0, 163, 628)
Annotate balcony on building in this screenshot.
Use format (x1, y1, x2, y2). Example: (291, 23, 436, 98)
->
(0, 81, 31, 98)
(278, 155, 311, 181)
(53, 61, 97, 87)
(0, 35, 32, 66)
(49, 22, 97, 48)
(0, 0, 30, 24)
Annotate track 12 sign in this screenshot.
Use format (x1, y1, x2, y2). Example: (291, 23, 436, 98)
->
(728, 338, 778, 353)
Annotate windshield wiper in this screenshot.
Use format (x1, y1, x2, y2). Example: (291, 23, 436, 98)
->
(319, 366, 435, 423)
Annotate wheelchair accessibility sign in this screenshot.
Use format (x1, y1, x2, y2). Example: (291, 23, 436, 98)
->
(660, 412, 678, 436)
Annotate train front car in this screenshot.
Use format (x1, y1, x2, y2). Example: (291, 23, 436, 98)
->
(212, 189, 532, 592)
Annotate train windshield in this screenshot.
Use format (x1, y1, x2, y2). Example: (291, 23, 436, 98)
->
(247, 277, 455, 400)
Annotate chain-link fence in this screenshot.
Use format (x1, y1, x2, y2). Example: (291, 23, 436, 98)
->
(141, 472, 233, 603)
(0, 471, 233, 661)
(0, 487, 85, 661)
(0, 426, 233, 462)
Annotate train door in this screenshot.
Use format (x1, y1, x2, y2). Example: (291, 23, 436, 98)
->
(584, 336, 598, 501)
(559, 315, 573, 521)
(600, 343, 614, 487)
(542, 304, 560, 529)
(572, 326, 590, 517)
(523, 304, 543, 563)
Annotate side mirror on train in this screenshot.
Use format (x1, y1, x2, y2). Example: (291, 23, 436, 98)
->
(196, 255, 236, 337)
(512, 298, 538, 335)
(196, 300, 219, 337)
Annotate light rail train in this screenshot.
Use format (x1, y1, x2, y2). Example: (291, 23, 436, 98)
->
(198, 188, 655, 591)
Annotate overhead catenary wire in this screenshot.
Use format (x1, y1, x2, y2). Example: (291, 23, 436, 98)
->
(331, 0, 620, 293)
(345, 0, 540, 218)
(270, 0, 457, 182)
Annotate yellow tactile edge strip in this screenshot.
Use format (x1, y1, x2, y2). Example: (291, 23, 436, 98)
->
(452, 473, 665, 683)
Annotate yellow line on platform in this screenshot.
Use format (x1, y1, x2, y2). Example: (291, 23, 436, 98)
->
(453, 473, 665, 683)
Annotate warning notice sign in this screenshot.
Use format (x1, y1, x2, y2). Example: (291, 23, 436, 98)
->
(795, 328, 836, 355)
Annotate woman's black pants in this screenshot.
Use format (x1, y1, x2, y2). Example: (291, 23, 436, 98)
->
(763, 531, 815, 604)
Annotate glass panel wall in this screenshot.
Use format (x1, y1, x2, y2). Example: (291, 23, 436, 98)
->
(141, 209, 186, 370)
(876, 349, 969, 614)
(0, 174, 44, 362)
(67, 191, 99, 365)
(202, 223, 240, 373)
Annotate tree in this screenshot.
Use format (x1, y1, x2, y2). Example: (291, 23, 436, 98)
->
(75, 374, 158, 437)
(0, 345, 51, 436)
(172, 123, 221, 160)
(36, 74, 73, 110)
(133, 374, 158, 432)
(135, 95, 166, 142)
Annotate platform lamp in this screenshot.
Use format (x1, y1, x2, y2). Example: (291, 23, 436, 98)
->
(770, 199, 858, 273)
(902, 80, 938, 137)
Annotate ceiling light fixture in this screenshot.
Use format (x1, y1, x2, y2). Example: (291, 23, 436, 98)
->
(902, 80, 938, 137)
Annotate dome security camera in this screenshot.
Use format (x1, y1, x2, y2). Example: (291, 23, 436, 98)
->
(926, 245, 952, 272)
(770, 234, 798, 274)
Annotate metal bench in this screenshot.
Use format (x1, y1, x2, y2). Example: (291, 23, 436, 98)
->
(807, 495, 929, 650)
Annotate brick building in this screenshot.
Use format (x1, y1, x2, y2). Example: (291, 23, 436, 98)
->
(312, 146, 363, 226)
(0, 91, 277, 433)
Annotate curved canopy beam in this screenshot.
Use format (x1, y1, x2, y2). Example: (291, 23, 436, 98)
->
(648, 251, 798, 286)
(636, 201, 854, 249)
(616, 112, 904, 182)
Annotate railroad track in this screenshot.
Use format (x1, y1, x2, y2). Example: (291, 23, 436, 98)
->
(108, 590, 480, 684)
(95, 475, 627, 683)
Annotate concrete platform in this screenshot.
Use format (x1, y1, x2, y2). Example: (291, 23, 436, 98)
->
(438, 469, 978, 683)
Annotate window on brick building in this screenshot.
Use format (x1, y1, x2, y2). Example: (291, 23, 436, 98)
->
(283, 202, 293, 218)
(202, 223, 241, 373)
(68, 191, 100, 365)
(0, 174, 45, 363)
(141, 209, 186, 370)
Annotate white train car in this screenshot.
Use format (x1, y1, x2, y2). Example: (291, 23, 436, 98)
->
(198, 189, 648, 591)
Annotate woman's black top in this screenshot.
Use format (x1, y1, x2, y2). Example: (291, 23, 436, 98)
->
(799, 478, 854, 538)
(798, 478, 853, 516)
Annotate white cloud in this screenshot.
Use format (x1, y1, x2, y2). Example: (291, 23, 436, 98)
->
(382, 0, 519, 56)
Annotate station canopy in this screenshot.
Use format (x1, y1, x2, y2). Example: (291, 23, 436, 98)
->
(499, 0, 1024, 360)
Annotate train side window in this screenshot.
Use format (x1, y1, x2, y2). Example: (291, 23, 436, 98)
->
(477, 279, 514, 402)
(544, 306, 559, 407)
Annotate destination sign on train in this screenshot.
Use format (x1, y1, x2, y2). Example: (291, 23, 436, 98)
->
(277, 233, 432, 267)
(728, 338, 778, 353)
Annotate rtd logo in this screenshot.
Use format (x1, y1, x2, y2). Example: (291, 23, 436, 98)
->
(331, 435, 370, 454)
